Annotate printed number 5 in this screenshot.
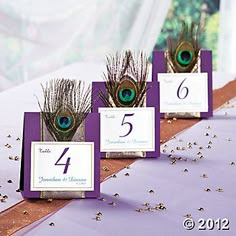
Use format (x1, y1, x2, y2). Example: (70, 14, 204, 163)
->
(177, 78, 189, 99)
(55, 147, 71, 174)
(119, 113, 134, 137)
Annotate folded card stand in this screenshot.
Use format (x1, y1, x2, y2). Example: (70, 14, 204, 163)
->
(152, 50, 213, 118)
(20, 112, 100, 199)
(92, 81, 160, 158)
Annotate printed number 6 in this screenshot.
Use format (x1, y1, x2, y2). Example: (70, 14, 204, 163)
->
(119, 113, 134, 137)
(177, 78, 189, 99)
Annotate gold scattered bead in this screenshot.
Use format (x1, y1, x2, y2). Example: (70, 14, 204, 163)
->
(171, 159, 176, 165)
(230, 162, 235, 165)
(149, 190, 155, 193)
(136, 208, 143, 212)
(193, 142, 197, 145)
(23, 210, 28, 215)
(206, 126, 211, 129)
(162, 149, 166, 153)
(49, 222, 55, 226)
(99, 197, 106, 201)
(184, 214, 192, 218)
(176, 147, 181, 150)
(201, 174, 208, 178)
(208, 141, 213, 144)
(167, 120, 172, 124)
(16, 137, 20, 141)
(168, 154, 173, 158)
(177, 157, 182, 160)
(7, 135, 11, 138)
(198, 207, 204, 211)
(205, 188, 211, 192)
(173, 117, 177, 121)
(184, 158, 189, 161)
(102, 166, 109, 171)
(192, 158, 198, 162)
(160, 140, 163, 143)
(125, 165, 131, 169)
(96, 212, 103, 216)
(172, 136, 176, 139)
(14, 156, 20, 161)
(113, 193, 120, 197)
(109, 202, 116, 206)
(155, 203, 166, 210)
(197, 151, 202, 155)
(199, 146, 203, 150)
(227, 138, 232, 141)
(164, 144, 168, 148)
(216, 188, 224, 192)
(145, 207, 153, 211)
(8, 156, 13, 160)
(143, 202, 149, 206)
(170, 150, 175, 153)
(212, 134, 217, 138)
(206, 145, 211, 149)
(95, 216, 101, 221)
(199, 155, 204, 159)
(183, 168, 188, 172)
(205, 133, 209, 136)
(47, 198, 53, 202)
(125, 173, 130, 176)
(112, 174, 117, 178)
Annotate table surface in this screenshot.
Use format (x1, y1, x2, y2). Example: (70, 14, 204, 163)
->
(0, 62, 235, 235)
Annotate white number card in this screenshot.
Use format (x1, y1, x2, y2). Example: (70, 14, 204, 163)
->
(31, 142, 94, 191)
(99, 107, 155, 152)
(158, 73, 208, 113)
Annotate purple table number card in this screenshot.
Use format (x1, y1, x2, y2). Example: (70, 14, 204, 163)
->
(20, 79, 100, 199)
(152, 22, 213, 119)
(92, 51, 160, 159)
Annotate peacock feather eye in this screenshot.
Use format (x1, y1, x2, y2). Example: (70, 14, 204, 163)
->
(54, 108, 75, 132)
(38, 79, 91, 141)
(167, 21, 201, 73)
(116, 77, 137, 107)
(57, 116, 71, 129)
(175, 41, 195, 69)
(99, 51, 148, 108)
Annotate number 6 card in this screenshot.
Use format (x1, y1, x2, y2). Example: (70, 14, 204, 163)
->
(152, 50, 213, 118)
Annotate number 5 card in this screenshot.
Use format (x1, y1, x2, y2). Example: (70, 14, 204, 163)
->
(92, 81, 160, 159)
(99, 107, 155, 152)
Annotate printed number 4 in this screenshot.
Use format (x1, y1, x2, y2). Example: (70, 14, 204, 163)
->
(177, 78, 189, 99)
(55, 147, 71, 174)
(119, 113, 134, 137)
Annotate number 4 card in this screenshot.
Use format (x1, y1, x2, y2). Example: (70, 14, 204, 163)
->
(19, 112, 100, 199)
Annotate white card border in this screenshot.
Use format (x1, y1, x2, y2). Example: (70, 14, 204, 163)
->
(158, 72, 209, 113)
(99, 107, 155, 152)
(30, 142, 94, 191)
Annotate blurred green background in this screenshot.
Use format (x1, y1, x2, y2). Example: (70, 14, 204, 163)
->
(154, 0, 220, 70)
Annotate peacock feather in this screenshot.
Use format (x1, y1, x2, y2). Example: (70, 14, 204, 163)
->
(38, 79, 91, 141)
(166, 21, 202, 73)
(99, 51, 148, 107)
